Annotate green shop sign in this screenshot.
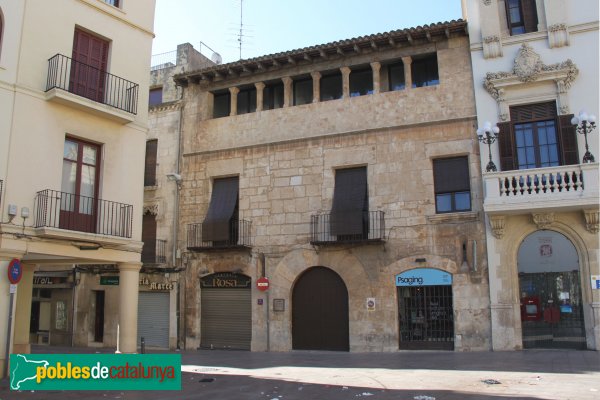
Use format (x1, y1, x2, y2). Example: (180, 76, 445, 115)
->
(100, 276, 120, 285)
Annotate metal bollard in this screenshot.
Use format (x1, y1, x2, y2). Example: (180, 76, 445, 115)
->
(141, 336, 145, 354)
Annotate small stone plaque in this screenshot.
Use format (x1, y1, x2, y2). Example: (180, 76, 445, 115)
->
(273, 298, 285, 312)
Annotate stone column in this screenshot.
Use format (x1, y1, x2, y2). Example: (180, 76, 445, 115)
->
(402, 56, 413, 89)
(340, 66, 351, 98)
(370, 62, 381, 94)
(13, 263, 35, 354)
(229, 87, 239, 116)
(311, 72, 321, 103)
(118, 262, 142, 353)
(282, 77, 293, 107)
(255, 82, 265, 112)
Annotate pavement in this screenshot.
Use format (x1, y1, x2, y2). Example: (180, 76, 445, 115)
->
(0, 345, 599, 400)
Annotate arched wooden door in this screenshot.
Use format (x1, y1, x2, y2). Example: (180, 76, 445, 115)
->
(292, 267, 349, 351)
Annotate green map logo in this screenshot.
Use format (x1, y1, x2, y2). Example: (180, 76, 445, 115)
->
(10, 354, 181, 391)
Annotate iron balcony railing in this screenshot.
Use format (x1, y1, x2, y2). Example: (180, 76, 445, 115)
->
(310, 210, 385, 244)
(142, 239, 167, 264)
(46, 53, 139, 114)
(34, 189, 133, 238)
(187, 219, 252, 250)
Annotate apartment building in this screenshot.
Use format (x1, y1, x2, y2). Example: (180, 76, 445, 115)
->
(0, 0, 155, 375)
(173, 20, 491, 352)
(465, 0, 599, 350)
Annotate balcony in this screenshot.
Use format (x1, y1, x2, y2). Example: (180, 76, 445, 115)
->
(45, 54, 138, 123)
(483, 163, 599, 214)
(142, 239, 167, 265)
(187, 220, 252, 251)
(34, 189, 133, 239)
(310, 211, 385, 245)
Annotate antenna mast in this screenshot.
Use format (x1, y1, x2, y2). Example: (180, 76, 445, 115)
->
(238, 0, 244, 60)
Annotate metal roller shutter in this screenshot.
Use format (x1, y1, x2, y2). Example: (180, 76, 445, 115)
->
(137, 291, 170, 348)
(201, 287, 251, 350)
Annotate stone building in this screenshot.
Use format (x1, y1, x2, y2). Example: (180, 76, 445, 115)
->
(465, 0, 599, 350)
(173, 19, 492, 352)
(140, 43, 215, 349)
(0, 0, 155, 374)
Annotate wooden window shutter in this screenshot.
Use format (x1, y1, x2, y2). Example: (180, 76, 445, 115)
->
(557, 114, 579, 165)
(144, 140, 158, 186)
(510, 101, 556, 122)
(202, 177, 239, 241)
(141, 213, 157, 263)
(498, 121, 516, 171)
(433, 157, 470, 194)
(330, 167, 368, 236)
(522, 0, 539, 33)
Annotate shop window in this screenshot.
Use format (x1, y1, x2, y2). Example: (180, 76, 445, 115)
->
(202, 177, 239, 243)
(330, 167, 368, 239)
(388, 61, 405, 91)
(149, 87, 162, 106)
(349, 68, 373, 97)
(144, 139, 157, 186)
(237, 87, 257, 115)
(294, 77, 312, 106)
(320, 72, 343, 101)
(505, 0, 538, 35)
(263, 82, 284, 110)
(498, 101, 578, 171)
(213, 91, 230, 118)
(411, 54, 439, 88)
(433, 157, 471, 213)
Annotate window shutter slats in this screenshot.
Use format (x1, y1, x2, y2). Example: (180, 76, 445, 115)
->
(330, 167, 368, 236)
(202, 177, 239, 241)
(433, 157, 470, 194)
(522, 0, 539, 33)
(557, 114, 579, 165)
(498, 121, 516, 171)
(144, 140, 158, 186)
(510, 101, 556, 122)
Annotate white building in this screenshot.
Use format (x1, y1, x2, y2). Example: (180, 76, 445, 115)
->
(464, 0, 599, 350)
(0, 0, 155, 376)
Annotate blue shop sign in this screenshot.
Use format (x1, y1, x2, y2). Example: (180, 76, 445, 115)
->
(395, 268, 452, 287)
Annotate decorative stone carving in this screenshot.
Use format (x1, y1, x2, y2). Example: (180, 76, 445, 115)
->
(548, 23, 569, 49)
(483, 36, 503, 59)
(483, 45, 579, 120)
(583, 209, 599, 234)
(489, 215, 505, 239)
(482, 0, 492, 5)
(143, 203, 159, 216)
(532, 213, 555, 229)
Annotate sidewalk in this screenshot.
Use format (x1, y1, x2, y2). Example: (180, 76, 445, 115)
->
(1, 346, 599, 400)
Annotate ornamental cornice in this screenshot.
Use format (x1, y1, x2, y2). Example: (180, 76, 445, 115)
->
(149, 100, 182, 113)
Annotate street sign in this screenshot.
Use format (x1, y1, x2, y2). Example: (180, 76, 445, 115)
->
(256, 276, 269, 291)
(7, 259, 22, 284)
(592, 275, 600, 290)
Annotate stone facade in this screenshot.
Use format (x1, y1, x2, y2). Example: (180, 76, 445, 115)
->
(175, 21, 492, 352)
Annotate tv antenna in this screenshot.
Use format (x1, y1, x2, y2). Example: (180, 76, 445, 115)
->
(238, 0, 244, 59)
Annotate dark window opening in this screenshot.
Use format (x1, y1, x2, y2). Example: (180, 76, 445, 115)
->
(330, 167, 368, 240)
(144, 139, 157, 186)
(202, 176, 239, 244)
(237, 87, 257, 115)
(506, 0, 538, 35)
(433, 157, 471, 213)
(388, 62, 406, 91)
(349, 68, 373, 97)
(104, 0, 120, 7)
(213, 91, 230, 118)
(294, 77, 312, 106)
(411, 54, 439, 88)
(263, 82, 284, 110)
(149, 87, 162, 106)
(320, 72, 343, 101)
(141, 213, 157, 264)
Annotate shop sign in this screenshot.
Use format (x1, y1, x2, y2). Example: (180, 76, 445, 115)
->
(395, 268, 452, 287)
(139, 278, 174, 291)
(100, 276, 120, 285)
(592, 275, 600, 290)
(200, 272, 251, 289)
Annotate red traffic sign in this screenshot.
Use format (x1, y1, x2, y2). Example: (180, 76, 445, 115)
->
(256, 276, 269, 292)
(8, 259, 23, 284)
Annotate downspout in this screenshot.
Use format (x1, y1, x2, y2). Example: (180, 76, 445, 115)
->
(174, 83, 183, 349)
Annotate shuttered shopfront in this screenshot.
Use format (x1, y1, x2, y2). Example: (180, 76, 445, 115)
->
(200, 273, 252, 350)
(137, 291, 170, 348)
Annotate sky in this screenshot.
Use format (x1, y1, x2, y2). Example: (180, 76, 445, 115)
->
(152, 0, 464, 64)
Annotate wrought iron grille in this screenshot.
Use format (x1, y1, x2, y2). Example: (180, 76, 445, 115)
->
(142, 239, 167, 264)
(34, 189, 133, 238)
(310, 210, 385, 244)
(46, 53, 139, 114)
(187, 219, 252, 250)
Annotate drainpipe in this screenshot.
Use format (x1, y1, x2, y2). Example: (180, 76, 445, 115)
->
(174, 83, 184, 349)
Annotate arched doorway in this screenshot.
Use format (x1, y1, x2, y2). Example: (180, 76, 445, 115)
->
(292, 267, 349, 351)
(518, 230, 585, 349)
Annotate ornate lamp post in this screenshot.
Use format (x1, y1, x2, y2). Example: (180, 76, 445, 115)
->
(571, 110, 597, 163)
(477, 121, 500, 172)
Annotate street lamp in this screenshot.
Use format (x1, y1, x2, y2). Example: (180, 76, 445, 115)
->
(571, 110, 597, 163)
(477, 121, 500, 172)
